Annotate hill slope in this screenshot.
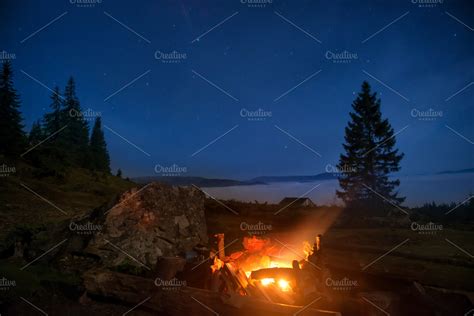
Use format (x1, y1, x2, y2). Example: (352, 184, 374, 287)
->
(0, 163, 135, 243)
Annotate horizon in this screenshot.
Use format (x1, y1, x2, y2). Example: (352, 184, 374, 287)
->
(134, 165, 474, 180)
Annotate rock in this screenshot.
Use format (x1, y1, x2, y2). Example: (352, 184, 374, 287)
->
(86, 182, 208, 269)
(79, 291, 92, 305)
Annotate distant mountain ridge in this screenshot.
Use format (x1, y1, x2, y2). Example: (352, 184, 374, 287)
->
(436, 168, 474, 175)
(133, 176, 265, 187)
(250, 173, 338, 183)
(134, 172, 338, 187)
(134, 168, 473, 188)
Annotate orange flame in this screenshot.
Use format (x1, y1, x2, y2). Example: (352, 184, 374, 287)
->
(303, 240, 313, 260)
(233, 236, 312, 278)
(259, 277, 292, 292)
(277, 279, 291, 292)
(210, 256, 224, 273)
(260, 278, 274, 286)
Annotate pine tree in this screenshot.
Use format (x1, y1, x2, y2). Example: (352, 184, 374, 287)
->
(0, 61, 26, 156)
(43, 86, 64, 137)
(116, 168, 122, 178)
(89, 117, 110, 173)
(62, 77, 89, 166)
(28, 120, 44, 145)
(337, 81, 404, 214)
(33, 86, 69, 170)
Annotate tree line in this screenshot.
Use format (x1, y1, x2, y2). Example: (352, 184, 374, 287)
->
(0, 61, 111, 176)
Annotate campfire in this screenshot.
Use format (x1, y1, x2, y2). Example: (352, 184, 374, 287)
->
(209, 234, 324, 305)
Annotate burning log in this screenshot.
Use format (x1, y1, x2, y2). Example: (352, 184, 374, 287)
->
(215, 233, 226, 260)
(250, 267, 296, 281)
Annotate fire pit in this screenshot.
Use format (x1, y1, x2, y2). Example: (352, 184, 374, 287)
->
(208, 234, 326, 307)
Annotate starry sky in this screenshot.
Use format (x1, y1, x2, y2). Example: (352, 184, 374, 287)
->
(1, 0, 473, 179)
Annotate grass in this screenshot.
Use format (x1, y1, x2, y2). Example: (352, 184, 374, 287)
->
(0, 259, 81, 300)
(0, 164, 135, 248)
(0, 165, 135, 306)
(322, 227, 474, 290)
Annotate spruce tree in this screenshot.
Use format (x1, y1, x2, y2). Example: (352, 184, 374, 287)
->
(62, 77, 89, 167)
(0, 61, 26, 156)
(43, 86, 64, 137)
(337, 81, 404, 214)
(28, 120, 44, 145)
(36, 86, 68, 170)
(89, 117, 110, 173)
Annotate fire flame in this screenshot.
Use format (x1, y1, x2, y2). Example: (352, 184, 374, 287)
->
(260, 278, 274, 286)
(236, 236, 300, 276)
(210, 235, 312, 295)
(303, 240, 314, 260)
(259, 277, 292, 292)
(210, 256, 224, 273)
(277, 279, 291, 292)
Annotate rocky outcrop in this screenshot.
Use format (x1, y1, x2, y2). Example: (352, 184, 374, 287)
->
(86, 182, 208, 269)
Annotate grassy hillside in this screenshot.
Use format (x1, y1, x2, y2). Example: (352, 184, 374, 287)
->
(0, 162, 135, 244)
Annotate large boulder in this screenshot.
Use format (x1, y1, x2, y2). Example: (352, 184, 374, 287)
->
(86, 182, 208, 269)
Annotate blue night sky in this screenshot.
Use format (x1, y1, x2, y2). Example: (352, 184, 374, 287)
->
(1, 0, 473, 179)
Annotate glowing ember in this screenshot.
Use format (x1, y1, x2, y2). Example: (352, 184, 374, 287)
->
(260, 278, 275, 286)
(235, 236, 307, 277)
(258, 277, 292, 292)
(211, 235, 314, 295)
(277, 279, 291, 292)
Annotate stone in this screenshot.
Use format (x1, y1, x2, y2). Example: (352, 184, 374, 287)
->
(86, 182, 208, 269)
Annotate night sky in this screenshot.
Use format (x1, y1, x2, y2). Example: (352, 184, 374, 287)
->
(1, 0, 473, 179)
